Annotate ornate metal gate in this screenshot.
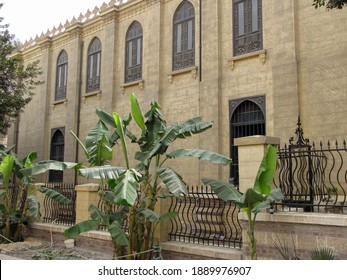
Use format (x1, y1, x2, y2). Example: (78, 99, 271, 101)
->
(274, 117, 347, 213)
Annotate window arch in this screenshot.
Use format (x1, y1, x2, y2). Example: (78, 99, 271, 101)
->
(49, 128, 65, 182)
(125, 21, 143, 83)
(229, 97, 265, 187)
(173, 1, 195, 71)
(55, 50, 68, 101)
(87, 37, 102, 93)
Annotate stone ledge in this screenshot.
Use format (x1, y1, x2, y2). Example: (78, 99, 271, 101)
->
(239, 212, 347, 227)
(234, 135, 280, 146)
(160, 241, 243, 260)
(30, 223, 111, 241)
(75, 183, 99, 192)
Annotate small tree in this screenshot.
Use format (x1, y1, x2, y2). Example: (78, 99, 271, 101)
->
(202, 145, 283, 260)
(65, 93, 231, 259)
(0, 145, 77, 242)
(0, 5, 43, 135)
(313, 0, 347, 9)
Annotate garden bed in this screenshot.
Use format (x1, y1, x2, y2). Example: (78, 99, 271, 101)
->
(0, 237, 113, 260)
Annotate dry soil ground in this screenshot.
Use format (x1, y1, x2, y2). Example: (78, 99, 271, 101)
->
(0, 237, 113, 260)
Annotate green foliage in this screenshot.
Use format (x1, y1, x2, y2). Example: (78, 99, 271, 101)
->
(273, 235, 337, 260)
(203, 145, 284, 260)
(313, 0, 347, 9)
(0, 148, 75, 242)
(0, 7, 43, 134)
(65, 93, 231, 259)
(309, 247, 337, 260)
(272, 235, 300, 260)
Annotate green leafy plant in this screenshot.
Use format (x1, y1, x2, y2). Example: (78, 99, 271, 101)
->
(64, 93, 231, 259)
(272, 235, 300, 260)
(0, 146, 77, 242)
(202, 144, 284, 260)
(310, 247, 337, 260)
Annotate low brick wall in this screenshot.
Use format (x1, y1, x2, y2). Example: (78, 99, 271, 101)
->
(161, 241, 243, 260)
(239, 212, 347, 260)
(26, 223, 114, 256)
(25, 223, 243, 260)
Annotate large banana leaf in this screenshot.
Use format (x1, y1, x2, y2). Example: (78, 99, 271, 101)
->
(177, 117, 213, 138)
(113, 113, 130, 169)
(85, 120, 111, 150)
(64, 220, 100, 239)
(87, 134, 113, 166)
(157, 167, 188, 196)
(253, 145, 278, 196)
(235, 188, 266, 212)
(112, 169, 141, 206)
(20, 161, 80, 176)
(39, 186, 72, 205)
(130, 93, 145, 131)
(140, 208, 177, 223)
(202, 177, 242, 202)
(96, 109, 117, 128)
(22, 152, 38, 169)
(252, 188, 284, 213)
(147, 125, 179, 159)
(167, 149, 232, 165)
(79, 166, 125, 180)
(108, 220, 129, 247)
(139, 208, 160, 222)
(0, 154, 14, 185)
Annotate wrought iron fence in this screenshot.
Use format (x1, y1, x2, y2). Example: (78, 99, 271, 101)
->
(274, 118, 347, 214)
(42, 182, 76, 226)
(168, 185, 242, 249)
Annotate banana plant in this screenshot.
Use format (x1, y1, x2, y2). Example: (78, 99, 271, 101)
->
(65, 93, 231, 259)
(0, 147, 77, 242)
(202, 144, 284, 260)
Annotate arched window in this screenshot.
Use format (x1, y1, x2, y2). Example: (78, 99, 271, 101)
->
(55, 50, 68, 101)
(49, 128, 65, 182)
(125, 21, 143, 83)
(173, 1, 195, 71)
(229, 98, 265, 187)
(233, 0, 262, 56)
(87, 37, 102, 93)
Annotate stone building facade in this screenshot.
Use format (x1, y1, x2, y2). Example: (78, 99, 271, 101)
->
(7, 0, 347, 184)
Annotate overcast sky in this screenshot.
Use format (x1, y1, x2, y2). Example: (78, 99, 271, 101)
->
(1, 0, 112, 42)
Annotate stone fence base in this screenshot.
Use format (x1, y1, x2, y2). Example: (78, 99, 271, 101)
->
(239, 212, 347, 260)
(25, 223, 243, 260)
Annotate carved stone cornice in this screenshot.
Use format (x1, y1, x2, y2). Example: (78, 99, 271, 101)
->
(39, 37, 53, 52)
(118, 1, 147, 21)
(67, 24, 83, 40)
(101, 8, 119, 25)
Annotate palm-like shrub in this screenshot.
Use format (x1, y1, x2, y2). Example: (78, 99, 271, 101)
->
(65, 93, 231, 259)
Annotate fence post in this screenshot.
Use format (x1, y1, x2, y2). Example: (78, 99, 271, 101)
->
(75, 183, 99, 223)
(234, 135, 280, 193)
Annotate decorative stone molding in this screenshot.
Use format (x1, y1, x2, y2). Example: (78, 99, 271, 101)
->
(167, 66, 198, 84)
(19, 0, 133, 51)
(51, 99, 68, 110)
(228, 49, 267, 71)
(82, 91, 102, 103)
(67, 24, 83, 40)
(120, 79, 144, 94)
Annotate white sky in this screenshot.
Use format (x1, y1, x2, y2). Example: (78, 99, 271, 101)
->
(1, 0, 110, 42)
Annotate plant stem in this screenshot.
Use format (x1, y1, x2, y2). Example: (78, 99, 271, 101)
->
(247, 211, 257, 260)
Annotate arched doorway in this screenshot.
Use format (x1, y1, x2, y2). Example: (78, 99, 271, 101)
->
(229, 97, 265, 187)
(49, 128, 65, 182)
